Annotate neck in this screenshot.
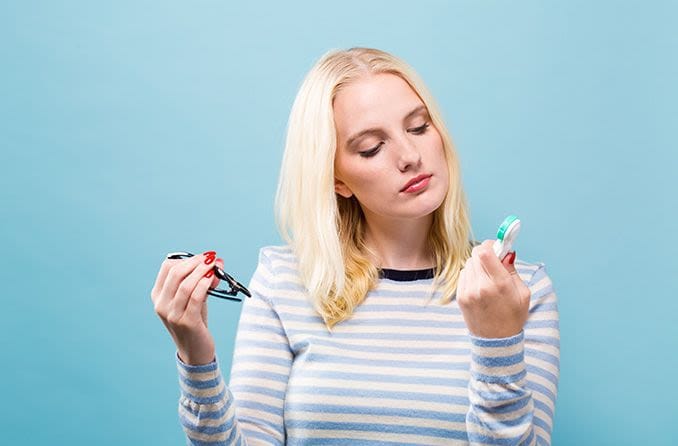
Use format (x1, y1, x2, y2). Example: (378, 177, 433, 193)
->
(362, 210, 434, 270)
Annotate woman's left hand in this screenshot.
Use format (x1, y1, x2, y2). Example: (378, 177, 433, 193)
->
(456, 240, 531, 338)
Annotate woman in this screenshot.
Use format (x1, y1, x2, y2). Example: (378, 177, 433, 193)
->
(151, 47, 560, 445)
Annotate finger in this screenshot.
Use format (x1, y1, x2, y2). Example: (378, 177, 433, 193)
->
(501, 251, 518, 276)
(158, 252, 214, 309)
(471, 245, 489, 281)
(151, 257, 182, 304)
(504, 253, 527, 292)
(184, 274, 213, 323)
(455, 264, 466, 300)
(465, 254, 480, 295)
(476, 239, 510, 281)
(170, 254, 219, 318)
(500, 251, 527, 300)
(210, 258, 224, 290)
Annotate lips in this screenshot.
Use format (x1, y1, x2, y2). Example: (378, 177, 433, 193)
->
(400, 174, 432, 193)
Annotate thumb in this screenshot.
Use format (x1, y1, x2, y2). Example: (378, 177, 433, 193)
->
(502, 251, 526, 292)
(501, 251, 517, 275)
(211, 257, 224, 289)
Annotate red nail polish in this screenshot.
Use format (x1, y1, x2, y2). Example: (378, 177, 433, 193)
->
(203, 250, 216, 256)
(508, 251, 516, 265)
(204, 270, 214, 278)
(204, 256, 215, 265)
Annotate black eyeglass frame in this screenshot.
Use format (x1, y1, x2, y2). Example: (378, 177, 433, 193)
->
(165, 251, 251, 302)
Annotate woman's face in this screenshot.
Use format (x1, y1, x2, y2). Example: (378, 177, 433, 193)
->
(333, 73, 449, 222)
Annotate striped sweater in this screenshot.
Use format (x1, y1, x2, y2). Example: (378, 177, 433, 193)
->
(176, 245, 560, 445)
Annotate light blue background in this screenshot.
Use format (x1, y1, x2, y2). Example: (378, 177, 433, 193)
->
(2, 1, 676, 444)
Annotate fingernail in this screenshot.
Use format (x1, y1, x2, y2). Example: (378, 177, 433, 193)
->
(508, 251, 516, 265)
(203, 251, 217, 265)
(204, 270, 214, 278)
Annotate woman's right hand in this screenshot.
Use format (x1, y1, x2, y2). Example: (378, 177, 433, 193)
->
(150, 251, 224, 366)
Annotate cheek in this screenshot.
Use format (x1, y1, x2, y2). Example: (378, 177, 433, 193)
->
(427, 131, 449, 185)
(339, 160, 387, 189)
(428, 132, 447, 165)
(429, 129, 444, 153)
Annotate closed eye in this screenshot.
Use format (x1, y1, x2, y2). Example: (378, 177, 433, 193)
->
(359, 142, 383, 158)
(408, 123, 430, 135)
(357, 122, 430, 158)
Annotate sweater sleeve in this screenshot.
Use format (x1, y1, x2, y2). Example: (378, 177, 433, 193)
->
(465, 264, 560, 445)
(176, 247, 293, 445)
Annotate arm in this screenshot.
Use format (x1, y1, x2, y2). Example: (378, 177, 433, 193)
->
(176, 248, 293, 445)
(465, 264, 560, 445)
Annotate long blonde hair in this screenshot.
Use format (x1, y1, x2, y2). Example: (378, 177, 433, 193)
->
(275, 47, 474, 330)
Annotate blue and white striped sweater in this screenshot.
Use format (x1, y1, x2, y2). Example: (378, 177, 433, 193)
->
(176, 245, 559, 445)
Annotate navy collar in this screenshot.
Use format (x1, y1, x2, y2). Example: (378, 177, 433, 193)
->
(379, 267, 435, 281)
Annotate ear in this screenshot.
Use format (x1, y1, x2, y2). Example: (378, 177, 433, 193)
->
(334, 178, 353, 198)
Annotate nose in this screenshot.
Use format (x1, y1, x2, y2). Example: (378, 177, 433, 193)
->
(396, 138, 422, 172)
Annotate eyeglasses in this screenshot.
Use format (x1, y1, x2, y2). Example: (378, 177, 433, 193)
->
(165, 251, 251, 302)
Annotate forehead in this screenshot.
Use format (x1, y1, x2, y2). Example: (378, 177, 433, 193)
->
(333, 73, 424, 133)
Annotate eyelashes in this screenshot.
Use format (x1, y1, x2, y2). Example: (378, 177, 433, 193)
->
(358, 123, 431, 158)
(359, 143, 383, 158)
(410, 122, 430, 135)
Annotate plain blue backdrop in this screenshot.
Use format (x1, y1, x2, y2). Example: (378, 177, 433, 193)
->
(2, 1, 676, 444)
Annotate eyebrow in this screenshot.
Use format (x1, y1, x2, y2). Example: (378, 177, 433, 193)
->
(344, 105, 429, 149)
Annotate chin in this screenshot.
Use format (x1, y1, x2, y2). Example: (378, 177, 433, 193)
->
(397, 197, 445, 220)
(412, 190, 446, 216)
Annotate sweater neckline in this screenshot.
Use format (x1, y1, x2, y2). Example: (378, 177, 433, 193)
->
(379, 267, 435, 281)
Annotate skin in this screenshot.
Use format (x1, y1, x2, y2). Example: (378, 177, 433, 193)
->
(151, 254, 224, 365)
(457, 240, 531, 338)
(151, 73, 532, 367)
(333, 73, 531, 338)
(333, 73, 449, 270)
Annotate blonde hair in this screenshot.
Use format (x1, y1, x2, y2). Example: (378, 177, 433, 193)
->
(275, 47, 474, 330)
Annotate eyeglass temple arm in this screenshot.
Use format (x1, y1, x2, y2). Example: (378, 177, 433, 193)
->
(207, 289, 243, 302)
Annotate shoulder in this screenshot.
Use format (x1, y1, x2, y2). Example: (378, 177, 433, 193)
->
(252, 245, 302, 288)
(247, 245, 307, 308)
(514, 256, 556, 305)
(513, 257, 546, 285)
(256, 245, 299, 272)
